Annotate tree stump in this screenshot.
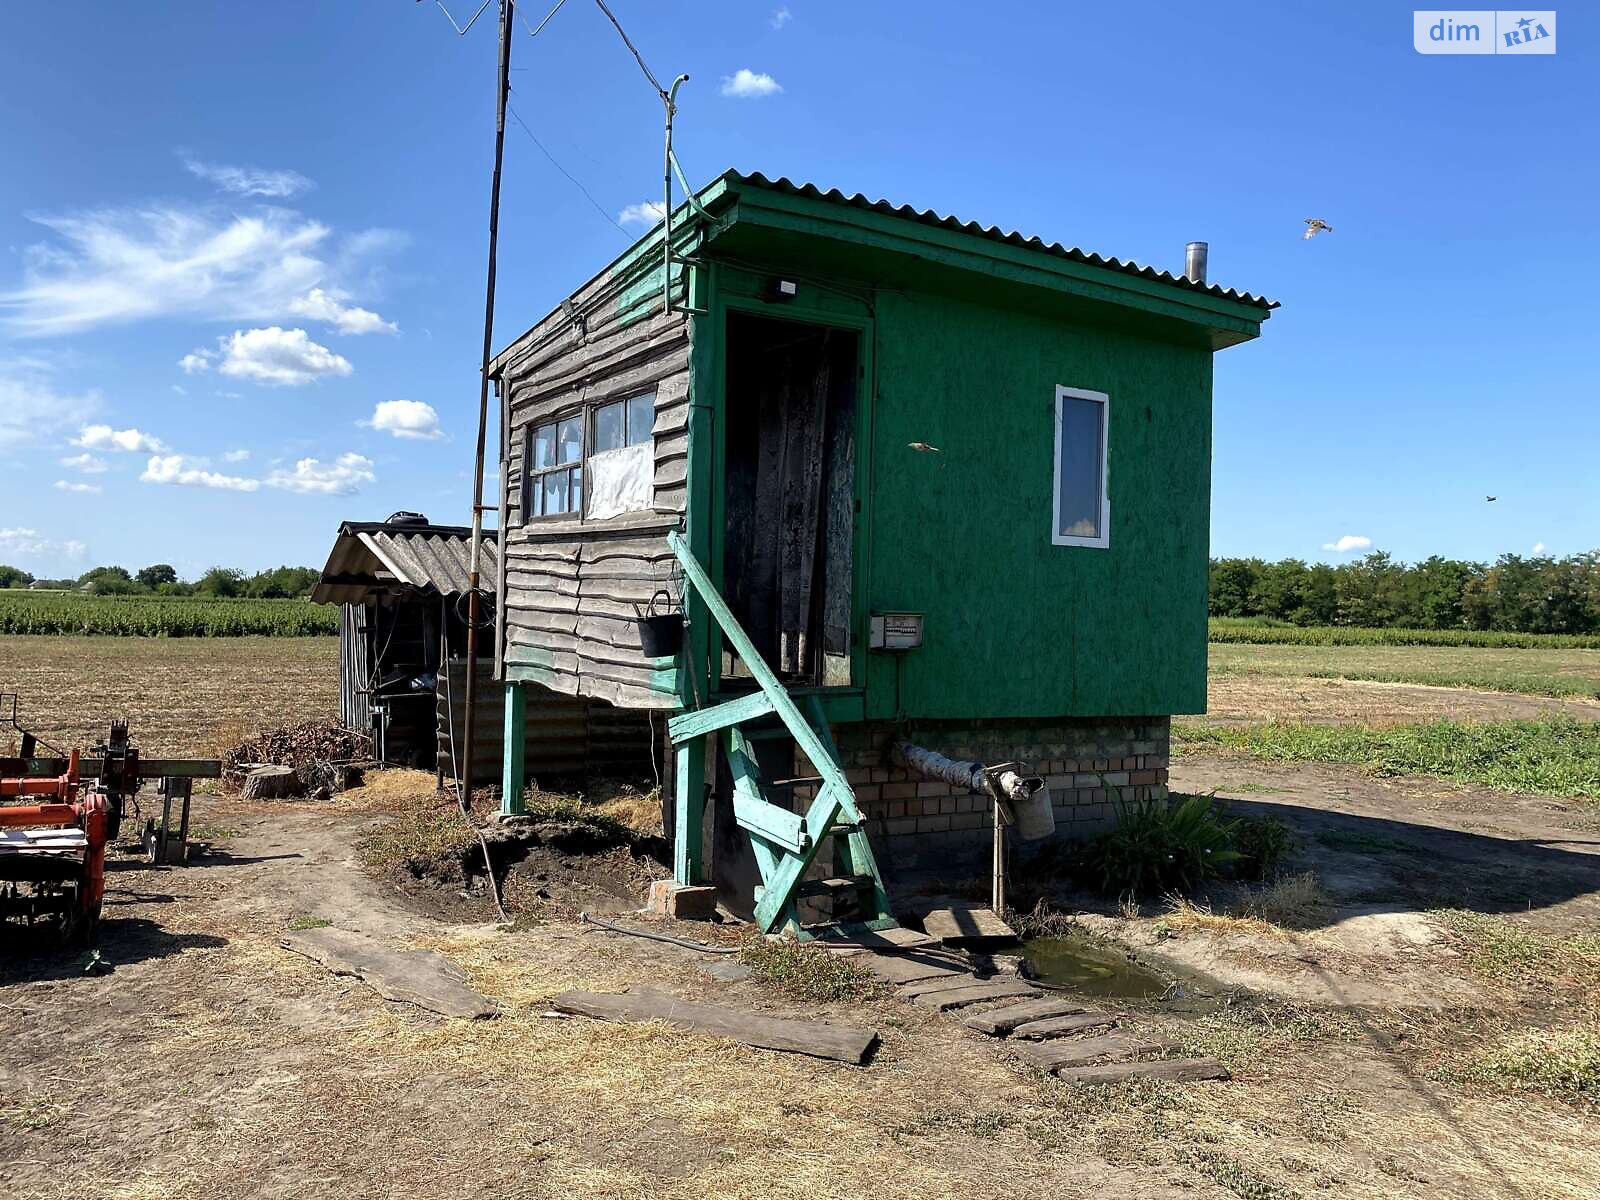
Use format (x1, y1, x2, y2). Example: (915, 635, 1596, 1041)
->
(241, 765, 303, 800)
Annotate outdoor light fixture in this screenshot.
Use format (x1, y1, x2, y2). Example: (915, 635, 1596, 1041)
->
(767, 278, 798, 301)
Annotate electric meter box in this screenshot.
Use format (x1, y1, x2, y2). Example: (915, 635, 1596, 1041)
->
(869, 612, 924, 651)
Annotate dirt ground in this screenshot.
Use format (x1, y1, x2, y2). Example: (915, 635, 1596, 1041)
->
(1201, 671, 1600, 726)
(4, 765, 1599, 1200)
(0, 636, 337, 756)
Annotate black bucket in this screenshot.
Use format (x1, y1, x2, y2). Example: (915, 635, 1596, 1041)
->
(636, 590, 684, 658)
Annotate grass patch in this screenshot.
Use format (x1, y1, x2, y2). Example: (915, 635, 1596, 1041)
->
(736, 934, 887, 1003)
(1433, 909, 1600, 986)
(1162, 873, 1331, 940)
(1176, 718, 1600, 802)
(287, 915, 332, 931)
(1448, 1025, 1600, 1106)
(356, 796, 479, 872)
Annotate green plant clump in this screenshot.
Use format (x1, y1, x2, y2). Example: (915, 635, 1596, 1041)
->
(737, 934, 886, 1003)
(1232, 814, 1295, 881)
(1080, 791, 1241, 897)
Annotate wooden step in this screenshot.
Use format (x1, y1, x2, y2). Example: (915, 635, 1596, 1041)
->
(1012, 1011, 1118, 1039)
(859, 951, 972, 986)
(814, 926, 939, 955)
(796, 874, 876, 901)
(922, 903, 1016, 945)
(1055, 1058, 1230, 1086)
(1009, 1032, 1174, 1072)
(963, 997, 1089, 1036)
(908, 978, 1042, 1011)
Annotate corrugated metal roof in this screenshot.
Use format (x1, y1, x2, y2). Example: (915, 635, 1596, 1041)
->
(311, 520, 499, 606)
(722, 171, 1277, 310)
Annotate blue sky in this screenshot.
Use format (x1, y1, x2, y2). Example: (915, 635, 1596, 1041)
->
(1, 2, 1593, 579)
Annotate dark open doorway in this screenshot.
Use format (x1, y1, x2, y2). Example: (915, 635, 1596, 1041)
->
(721, 311, 858, 688)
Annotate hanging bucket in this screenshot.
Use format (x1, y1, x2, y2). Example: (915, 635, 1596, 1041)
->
(636, 589, 684, 658)
(1009, 777, 1056, 842)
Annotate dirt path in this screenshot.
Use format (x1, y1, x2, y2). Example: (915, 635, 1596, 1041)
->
(4, 785, 1598, 1200)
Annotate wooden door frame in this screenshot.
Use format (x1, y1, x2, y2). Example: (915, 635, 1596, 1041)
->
(703, 289, 874, 723)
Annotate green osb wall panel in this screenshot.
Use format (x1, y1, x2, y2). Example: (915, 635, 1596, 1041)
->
(861, 289, 1212, 721)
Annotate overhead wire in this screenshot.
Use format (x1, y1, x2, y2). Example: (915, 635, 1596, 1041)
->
(506, 101, 631, 237)
(591, 0, 669, 101)
(424, 0, 496, 36)
(520, 0, 569, 38)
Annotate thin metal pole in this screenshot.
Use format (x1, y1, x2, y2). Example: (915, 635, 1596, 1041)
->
(992, 795, 1006, 917)
(463, 0, 514, 816)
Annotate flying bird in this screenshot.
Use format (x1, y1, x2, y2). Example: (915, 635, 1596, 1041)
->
(1303, 218, 1334, 240)
(907, 441, 942, 454)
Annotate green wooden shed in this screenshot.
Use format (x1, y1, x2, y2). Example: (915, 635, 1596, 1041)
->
(488, 171, 1274, 933)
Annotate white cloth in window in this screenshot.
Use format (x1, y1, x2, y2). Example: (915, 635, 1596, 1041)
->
(586, 442, 652, 520)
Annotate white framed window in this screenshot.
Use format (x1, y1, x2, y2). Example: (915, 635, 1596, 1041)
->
(1051, 385, 1109, 548)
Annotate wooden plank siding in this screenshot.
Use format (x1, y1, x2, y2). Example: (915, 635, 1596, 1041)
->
(435, 660, 654, 783)
(495, 255, 693, 712)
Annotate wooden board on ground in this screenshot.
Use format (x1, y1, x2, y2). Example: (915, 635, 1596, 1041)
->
(1011, 1011, 1118, 1039)
(860, 950, 972, 986)
(963, 997, 1088, 1036)
(281, 927, 496, 1020)
(551, 986, 879, 1065)
(814, 926, 940, 954)
(1055, 1058, 1231, 1086)
(908, 978, 1042, 1011)
(896, 972, 981, 999)
(921, 904, 1016, 944)
(1009, 1031, 1173, 1071)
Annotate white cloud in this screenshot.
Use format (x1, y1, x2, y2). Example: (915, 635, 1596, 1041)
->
(617, 200, 667, 228)
(215, 327, 352, 386)
(0, 362, 99, 449)
(76, 424, 167, 453)
(1321, 534, 1373, 553)
(0, 527, 87, 563)
(0, 206, 334, 336)
(286, 287, 397, 335)
(53, 480, 101, 494)
(771, 6, 792, 30)
(1532, 541, 1548, 556)
(721, 68, 783, 98)
(178, 350, 213, 374)
(171, 384, 187, 395)
(222, 449, 251, 463)
(140, 453, 260, 492)
(182, 156, 313, 198)
(58, 452, 108, 474)
(367, 399, 443, 440)
(266, 452, 375, 496)
(0, 200, 400, 339)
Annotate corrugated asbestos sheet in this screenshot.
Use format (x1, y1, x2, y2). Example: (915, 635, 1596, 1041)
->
(312, 521, 500, 606)
(723, 171, 1278, 310)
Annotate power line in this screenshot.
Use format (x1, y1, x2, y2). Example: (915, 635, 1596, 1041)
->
(506, 101, 630, 236)
(592, 0, 669, 101)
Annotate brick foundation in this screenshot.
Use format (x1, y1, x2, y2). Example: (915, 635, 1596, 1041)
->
(793, 716, 1170, 880)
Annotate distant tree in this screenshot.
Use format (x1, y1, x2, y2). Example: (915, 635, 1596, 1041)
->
(0, 564, 34, 588)
(136, 563, 179, 589)
(1208, 558, 1263, 618)
(156, 580, 196, 596)
(194, 566, 246, 597)
(77, 565, 143, 595)
(242, 565, 320, 599)
(30, 577, 77, 590)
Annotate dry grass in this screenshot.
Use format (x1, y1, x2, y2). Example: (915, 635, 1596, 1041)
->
(0, 634, 336, 756)
(1202, 669, 1600, 728)
(1162, 873, 1331, 939)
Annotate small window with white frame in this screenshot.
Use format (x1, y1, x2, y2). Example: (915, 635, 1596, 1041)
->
(1052, 385, 1109, 548)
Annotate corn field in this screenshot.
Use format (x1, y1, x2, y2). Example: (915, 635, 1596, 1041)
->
(1209, 617, 1600, 651)
(0, 591, 337, 637)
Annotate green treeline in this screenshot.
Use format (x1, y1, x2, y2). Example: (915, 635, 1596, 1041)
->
(1209, 551, 1600, 635)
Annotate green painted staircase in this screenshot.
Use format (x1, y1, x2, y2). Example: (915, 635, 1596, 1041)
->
(665, 530, 896, 936)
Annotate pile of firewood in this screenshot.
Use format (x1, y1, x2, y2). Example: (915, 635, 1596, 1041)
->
(223, 721, 371, 800)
